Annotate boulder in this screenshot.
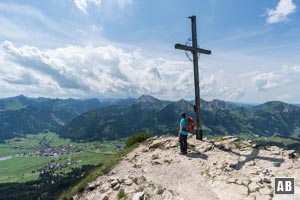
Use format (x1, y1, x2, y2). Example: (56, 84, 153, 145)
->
(149, 141, 164, 150)
(99, 193, 108, 200)
(263, 177, 271, 184)
(109, 176, 118, 182)
(132, 191, 145, 200)
(289, 151, 299, 159)
(111, 180, 119, 187)
(113, 183, 120, 190)
(100, 182, 111, 193)
(110, 170, 117, 175)
(151, 153, 159, 160)
(164, 141, 178, 149)
(124, 178, 133, 186)
(87, 181, 98, 190)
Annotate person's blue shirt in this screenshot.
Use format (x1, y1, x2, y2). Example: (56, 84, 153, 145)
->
(180, 118, 188, 135)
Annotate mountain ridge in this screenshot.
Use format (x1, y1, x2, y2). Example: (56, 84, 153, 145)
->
(1, 95, 300, 142)
(61, 96, 300, 141)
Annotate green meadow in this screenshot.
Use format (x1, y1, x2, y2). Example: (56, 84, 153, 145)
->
(0, 133, 123, 183)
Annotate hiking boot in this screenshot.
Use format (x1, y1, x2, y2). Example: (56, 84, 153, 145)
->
(179, 152, 187, 155)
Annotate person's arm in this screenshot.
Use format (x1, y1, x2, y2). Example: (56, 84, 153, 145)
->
(178, 125, 182, 137)
(178, 119, 183, 137)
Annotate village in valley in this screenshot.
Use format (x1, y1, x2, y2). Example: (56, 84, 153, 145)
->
(4, 134, 123, 175)
(14, 136, 83, 173)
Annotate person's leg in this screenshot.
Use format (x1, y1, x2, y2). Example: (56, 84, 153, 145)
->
(183, 135, 187, 154)
(179, 134, 185, 153)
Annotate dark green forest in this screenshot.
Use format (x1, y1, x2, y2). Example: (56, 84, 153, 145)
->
(0, 165, 95, 200)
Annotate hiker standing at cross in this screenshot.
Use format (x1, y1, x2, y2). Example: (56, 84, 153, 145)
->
(175, 16, 211, 140)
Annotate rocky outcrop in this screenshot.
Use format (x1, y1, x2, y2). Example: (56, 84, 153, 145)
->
(75, 135, 300, 200)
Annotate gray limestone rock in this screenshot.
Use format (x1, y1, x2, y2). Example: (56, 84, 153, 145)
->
(99, 193, 108, 200)
(132, 191, 145, 200)
(259, 186, 271, 195)
(151, 153, 159, 160)
(263, 177, 272, 184)
(250, 176, 262, 183)
(151, 160, 162, 165)
(162, 190, 173, 200)
(124, 178, 133, 186)
(113, 183, 120, 190)
(148, 141, 164, 150)
(100, 182, 111, 193)
(87, 182, 98, 190)
(227, 177, 236, 183)
(111, 180, 119, 187)
(248, 182, 260, 192)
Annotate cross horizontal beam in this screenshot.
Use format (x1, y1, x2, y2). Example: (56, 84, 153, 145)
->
(175, 43, 211, 55)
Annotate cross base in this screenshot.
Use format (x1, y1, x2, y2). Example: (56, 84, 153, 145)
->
(196, 129, 203, 140)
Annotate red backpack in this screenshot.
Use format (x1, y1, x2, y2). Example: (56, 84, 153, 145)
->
(185, 116, 194, 133)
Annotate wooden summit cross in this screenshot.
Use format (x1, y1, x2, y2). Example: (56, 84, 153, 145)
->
(175, 16, 211, 140)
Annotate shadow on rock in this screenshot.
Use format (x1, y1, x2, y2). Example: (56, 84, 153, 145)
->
(186, 152, 208, 160)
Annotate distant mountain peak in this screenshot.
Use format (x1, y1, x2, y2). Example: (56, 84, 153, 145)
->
(137, 95, 161, 103)
(177, 99, 192, 104)
(13, 94, 29, 100)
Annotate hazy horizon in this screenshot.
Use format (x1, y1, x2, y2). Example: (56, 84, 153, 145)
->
(2, 93, 300, 105)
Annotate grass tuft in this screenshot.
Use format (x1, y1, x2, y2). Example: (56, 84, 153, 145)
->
(125, 132, 150, 148)
(117, 189, 127, 199)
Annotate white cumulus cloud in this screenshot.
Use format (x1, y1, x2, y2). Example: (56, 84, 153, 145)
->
(251, 64, 300, 91)
(74, 0, 102, 14)
(266, 0, 296, 24)
(73, 0, 134, 14)
(252, 72, 282, 90)
(0, 41, 242, 100)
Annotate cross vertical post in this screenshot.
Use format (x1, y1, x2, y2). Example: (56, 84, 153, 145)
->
(175, 15, 211, 140)
(191, 16, 202, 140)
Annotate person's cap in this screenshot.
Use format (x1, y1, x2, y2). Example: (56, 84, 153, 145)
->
(180, 112, 186, 118)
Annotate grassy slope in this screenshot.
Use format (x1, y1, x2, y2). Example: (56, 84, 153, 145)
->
(58, 143, 139, 200)
(58, 133, 149, 200)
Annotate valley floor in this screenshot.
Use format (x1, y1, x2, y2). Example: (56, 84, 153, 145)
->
(0, 133, 122, 183)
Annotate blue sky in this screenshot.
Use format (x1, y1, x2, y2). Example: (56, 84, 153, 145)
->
(0, 0, 300, 103)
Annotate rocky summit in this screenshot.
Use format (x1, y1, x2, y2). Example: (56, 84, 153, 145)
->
(74, 135, 300, 200)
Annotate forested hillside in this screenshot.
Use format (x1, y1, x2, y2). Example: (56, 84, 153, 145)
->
(61, 96, 300, 141)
